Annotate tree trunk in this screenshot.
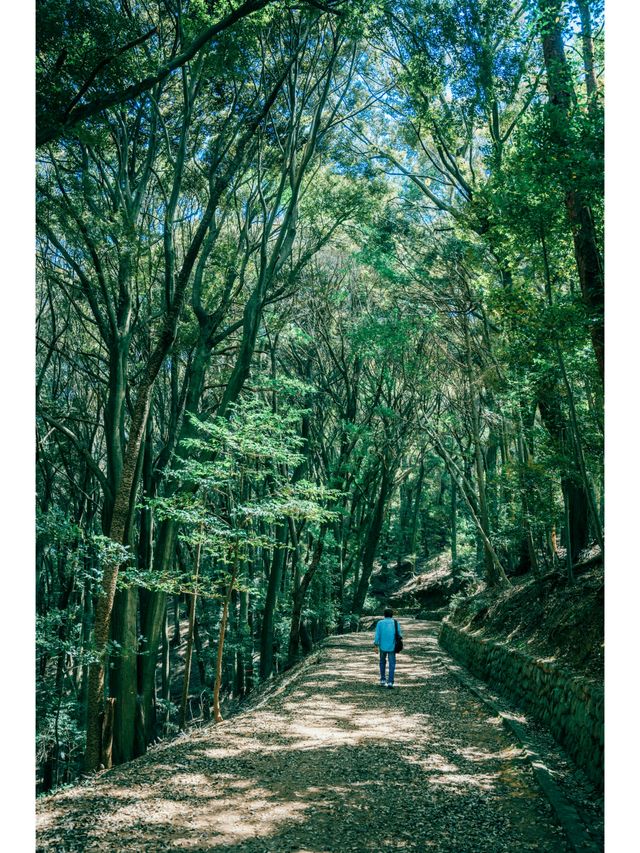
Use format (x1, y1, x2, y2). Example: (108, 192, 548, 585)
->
(109, 587, 138, 765)
(515, 415, 539, 576)
(427, 430, 509, 585)
(160, 611, 170, 733)
(408, 458, 425, 555)
(556, 345, 604, 551)
(538, 0, 604, 384)
(563, 489, 575, 584)
(85, 371, 181, 770)
(563, 476, 589, 561)
(235, 589, 250, 697)
(213, 548, 238, 723)
(450, 476, 458, 569)
(79, 577, 93, 729)
(179, 526, 203, 730)
(102, 343, 128, 532)
(171, 594, 182, 646)
(287, 526, 327, 664)
(575, 0, 599, 105)
(245, 605, 255, 694)
(138, 589, 166, 744)
(101, 698, 116, 769)
(537, 383, 591, 557)
(351, 470, 390, 617)
(193, 616, 208, 694)
(259, 522, 288, 681)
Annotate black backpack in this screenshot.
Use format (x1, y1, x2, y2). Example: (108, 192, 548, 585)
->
(394, 619, 404, 653)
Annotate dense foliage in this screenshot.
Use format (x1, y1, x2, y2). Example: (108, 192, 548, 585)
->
(36, 0, 603, 791)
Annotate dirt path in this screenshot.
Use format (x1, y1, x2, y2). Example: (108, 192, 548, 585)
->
(37, 623, 574, 852)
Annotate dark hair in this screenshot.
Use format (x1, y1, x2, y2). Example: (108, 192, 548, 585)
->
(384, 608, 393, 618)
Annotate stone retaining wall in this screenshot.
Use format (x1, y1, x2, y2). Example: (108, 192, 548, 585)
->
(439, 620, 603, 789)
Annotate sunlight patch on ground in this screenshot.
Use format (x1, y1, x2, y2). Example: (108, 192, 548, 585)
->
(35, 809, 60, 830)
(188, 795, 307, 843)
(202, 744, 260, 759)
(406, 752, 459, 773)
(455, 744, 521, 762)
(102, 796, 192, 828)
(497, 764, 542, 798)
(63, 784, 150, 801)
(37, 625, 576, 852)
(99, 784, 309, 845)
(427, 771, 497, 791)
(169, 772, 216, 788)
(501, 710, 527, 724)
(226, 778, 254, 790)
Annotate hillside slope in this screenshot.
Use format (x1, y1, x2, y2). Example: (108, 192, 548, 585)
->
(444, 564, 604, 684)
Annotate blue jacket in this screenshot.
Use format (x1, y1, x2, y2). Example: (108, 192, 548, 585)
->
(374, 617, 403, 653)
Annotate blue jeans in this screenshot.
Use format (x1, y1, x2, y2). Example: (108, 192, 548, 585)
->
(379, 650, 396, 684)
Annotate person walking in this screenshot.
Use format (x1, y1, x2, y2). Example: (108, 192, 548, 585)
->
(374, 607, 403, 688)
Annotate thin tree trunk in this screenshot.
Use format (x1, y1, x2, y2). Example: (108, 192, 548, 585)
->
(351, 469, 390, 617)
(101, 698, 116, 769)
(408, 458, 425, 555)
(464, 320, 502, 585)
(575, 0, 599, 105)
(564, 491, 574, 584)
(236, 590, 249, 698)
(160, 610, 170, 733)
(450, 476, 458, 570)
(427, 429, 509, 585)
(139, 590, 166, 743)
(259, 522, 288, 680)
(556, 345, 604, 552)
(515, 411, 539, 575)
(179, 524, 204, 730)
(213, 547, 238, 723)
(193, 616, 208, 695)
(287, 525, 327, 664)
(537, 383, 591, 558)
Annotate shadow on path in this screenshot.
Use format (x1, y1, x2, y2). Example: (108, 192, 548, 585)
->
(37, 623, 572, 852)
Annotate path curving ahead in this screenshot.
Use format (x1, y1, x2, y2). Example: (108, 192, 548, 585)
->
(37, 622, 573, 852)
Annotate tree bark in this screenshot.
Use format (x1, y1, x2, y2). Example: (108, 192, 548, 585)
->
(450, 476, 458, 569)
(287, 525, 327, 664)
(259, 522, 288, 681)
(100, 698, 116, 769)
(109, 586, 138, 765)
(351, 469, 390, 617)
(179, 526, 203, 730)
(213, 548, 238, 723)
(537, 382, 591, 557)
(575, 0, 599, 105)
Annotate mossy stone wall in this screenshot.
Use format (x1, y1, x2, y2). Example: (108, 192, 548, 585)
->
(439, 620, 603, 788)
